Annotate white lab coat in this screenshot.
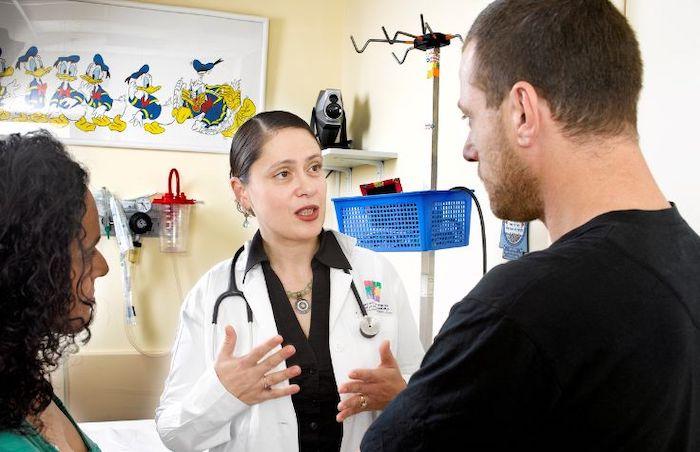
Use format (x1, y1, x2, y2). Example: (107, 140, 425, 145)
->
(156, 231, 424, 452)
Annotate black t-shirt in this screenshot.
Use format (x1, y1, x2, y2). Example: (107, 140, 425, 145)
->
(362, 206, 700, 451)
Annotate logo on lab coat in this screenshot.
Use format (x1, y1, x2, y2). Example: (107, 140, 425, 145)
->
(363, 280, 391, 313)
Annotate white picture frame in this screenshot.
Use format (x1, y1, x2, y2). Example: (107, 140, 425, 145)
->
(0, 0, 268, 153)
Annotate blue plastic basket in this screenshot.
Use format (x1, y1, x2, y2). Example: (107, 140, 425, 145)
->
(332, 190, 471, 252)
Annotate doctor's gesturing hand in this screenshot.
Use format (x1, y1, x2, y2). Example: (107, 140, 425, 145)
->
(336, 340, 407, 422)
(215, 325, 302, 405)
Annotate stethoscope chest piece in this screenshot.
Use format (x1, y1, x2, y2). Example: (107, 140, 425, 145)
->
(359, 315, 380, 338)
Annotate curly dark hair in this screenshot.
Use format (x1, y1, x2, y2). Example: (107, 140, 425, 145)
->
(0, 130, 94, 431)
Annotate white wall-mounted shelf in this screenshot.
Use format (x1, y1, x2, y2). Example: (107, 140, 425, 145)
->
(322, 148, 397, 168)
(322, 148, 398, 193)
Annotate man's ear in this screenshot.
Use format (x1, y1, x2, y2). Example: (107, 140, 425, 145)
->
(507, 81, 540, 148)
(230, 177, 250, 210)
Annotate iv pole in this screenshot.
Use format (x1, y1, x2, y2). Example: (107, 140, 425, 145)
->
(351, 16, 462, 348)
(420, 48, 440, 348)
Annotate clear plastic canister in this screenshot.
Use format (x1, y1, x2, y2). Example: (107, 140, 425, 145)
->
(157, 203, 192, 252)
(152, 168, 197, 253)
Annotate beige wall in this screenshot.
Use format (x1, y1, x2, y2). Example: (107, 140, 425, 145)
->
(628, 0, 700, 229)
(58, 0, 345, 418)
(72, 0, 345, 354)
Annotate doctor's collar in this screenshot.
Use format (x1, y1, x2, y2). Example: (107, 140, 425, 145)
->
(243, 229, 352, 282)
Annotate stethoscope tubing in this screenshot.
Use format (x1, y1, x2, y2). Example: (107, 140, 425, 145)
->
(210, 245, 378, 357)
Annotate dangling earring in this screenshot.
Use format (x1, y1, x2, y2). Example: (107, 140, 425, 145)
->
(243, 211, 250, 228)
(236, 201, 253, 228)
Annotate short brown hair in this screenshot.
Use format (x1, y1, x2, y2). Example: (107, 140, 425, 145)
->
(466, 0, 642, 138)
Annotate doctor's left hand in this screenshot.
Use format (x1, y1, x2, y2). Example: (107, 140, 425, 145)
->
(215, 325, 301, 405)
(336, 340, 406, 422)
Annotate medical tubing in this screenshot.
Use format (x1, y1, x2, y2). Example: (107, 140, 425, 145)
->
(171, 254, 184, 306)
(122, 259, 170, 358)
(449, 186, 487, 275)
(125, 321, 169, 358)
(119, 252, 136, 325)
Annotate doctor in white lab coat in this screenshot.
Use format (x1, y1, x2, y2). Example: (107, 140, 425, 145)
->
(155, 111, 424, 452)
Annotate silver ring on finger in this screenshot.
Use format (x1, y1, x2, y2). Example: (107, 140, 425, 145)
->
(359, 393, 368, 409)
(262, 375, 272, 391)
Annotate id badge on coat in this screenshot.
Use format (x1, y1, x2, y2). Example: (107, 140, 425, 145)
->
(362, 280, 392, 314)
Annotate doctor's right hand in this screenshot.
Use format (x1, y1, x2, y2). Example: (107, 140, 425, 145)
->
(215, 325, 301, 405)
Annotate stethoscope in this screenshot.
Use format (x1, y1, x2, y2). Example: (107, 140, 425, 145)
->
(211, 245, 380, 357)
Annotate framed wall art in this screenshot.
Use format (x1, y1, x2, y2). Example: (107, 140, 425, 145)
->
(0, 0, 268, 153)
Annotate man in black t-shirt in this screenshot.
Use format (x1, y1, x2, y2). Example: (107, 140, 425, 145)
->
(360, 0, 700, 450)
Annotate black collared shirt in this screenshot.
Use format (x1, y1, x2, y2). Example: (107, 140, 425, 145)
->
(245, 230, 351, 452)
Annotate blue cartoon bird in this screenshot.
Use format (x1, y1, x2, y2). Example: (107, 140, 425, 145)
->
(125, 64, 165, 134)
(15, 46, 52, 120)
(78, 54, 126, 132)
(192, 58, 223, 78)
(0, 48, 19, 120)
(49, 55, 86, 126)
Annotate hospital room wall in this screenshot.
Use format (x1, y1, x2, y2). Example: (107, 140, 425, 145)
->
(628, 0, 700, 232)
(58, 0, 347, 419)
(67, 0, 345, 355)
(335, 0, 546, 337)
(336, 0, 700, 336)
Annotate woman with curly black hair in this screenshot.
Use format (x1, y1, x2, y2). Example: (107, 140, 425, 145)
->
(0, 130, 109, 451)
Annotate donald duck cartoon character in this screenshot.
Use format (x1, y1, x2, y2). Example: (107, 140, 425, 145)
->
(15, 46, 51, 121)
(172, 58, 256, 138)
(125, 64, 165, 134)
(49, 55, 86, 127)
(78, 53, 126, 132)
(0, 48, 19, 120)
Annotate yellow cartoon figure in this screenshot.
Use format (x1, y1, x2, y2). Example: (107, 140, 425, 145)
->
(48, 55, 86, 128)
(0, 48, 19, 121)
(77, 54, 126, 132)
(171, 59, 256, 138)
(15, 46, 52, 123)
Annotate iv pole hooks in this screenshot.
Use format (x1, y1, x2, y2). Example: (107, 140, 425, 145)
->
(347, 15, 472, 349)
(349, 14, 463, 65)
